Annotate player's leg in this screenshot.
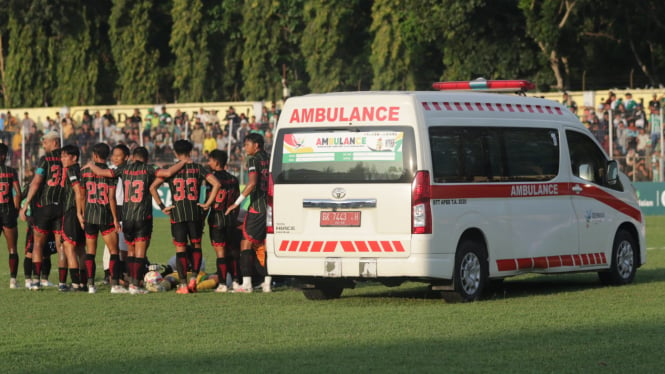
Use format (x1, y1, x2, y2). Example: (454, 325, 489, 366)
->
(54, 232, 68, 291)
(171, 222, 190, 294)
(187, 221, 204, 292)
(3, 223, 19, 289)
(101, 225, 126, 294)
(84, 224, 100, 293)
(131, 219, 152, 294)
(23, 224, 34, 288)
(210, 224, 228, 293)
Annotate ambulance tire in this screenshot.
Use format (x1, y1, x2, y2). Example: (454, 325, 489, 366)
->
(303, 283, 344, 300)
(598, 230, 637, 286)
(453, 239, 489, 302)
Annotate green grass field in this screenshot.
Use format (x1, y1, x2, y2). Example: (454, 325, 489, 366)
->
(1, 217, 664, 373)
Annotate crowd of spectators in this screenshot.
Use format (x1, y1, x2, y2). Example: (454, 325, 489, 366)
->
(0, 103, 281, 184)
(566, 91, 663, 182)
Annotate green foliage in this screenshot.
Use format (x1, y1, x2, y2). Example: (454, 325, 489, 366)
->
(369, 0, 414, 90)
(170, 0, 208, 103)
(205, 0, 244, 101)
(301, 1, 373, 92)
(108, 0, 160, 104)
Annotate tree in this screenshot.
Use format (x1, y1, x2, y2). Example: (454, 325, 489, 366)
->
(518, 0, 584, 90)
(108, 0, 160, 104)
(205, 0, 244, 101)
(240, 0, 305, 101)
(170, 0, 208, 102)
(433, 0, 539, 85)
(301, 1, 373, 93)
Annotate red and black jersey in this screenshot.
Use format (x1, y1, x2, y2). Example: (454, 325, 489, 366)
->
(81, 163, 116, 225)
(63, 163, 82, 211)
(207, 169, 239, 227)
(112, 161, 156, 222)
(247, 150, 270, 213)
(35, 150, 64, 207)
(0, 165, 20, 214)
(164, 163, 210, 223)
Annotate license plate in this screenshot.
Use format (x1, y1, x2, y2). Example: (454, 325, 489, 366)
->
(320, 211, 361, 227)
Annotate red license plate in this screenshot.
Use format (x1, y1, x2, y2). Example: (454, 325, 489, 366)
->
(320, 211, 361, 227)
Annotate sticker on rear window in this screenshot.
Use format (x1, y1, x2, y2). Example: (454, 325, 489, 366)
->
(282, 131, 403, 163)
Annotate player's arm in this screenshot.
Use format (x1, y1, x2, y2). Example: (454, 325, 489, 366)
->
(225, 171, 256, 216)
(149, 177, 171, 213)
(108, 185, 120, 232)
(12, 180, 22, 211)
(155, 157, 189, 178)
(84, 161, 114, 178)
(75, 185, 85, 229)
(19, 173, 45, 221)
(199, 174, 221, 210)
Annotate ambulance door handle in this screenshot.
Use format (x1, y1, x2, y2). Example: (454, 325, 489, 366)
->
(303, 199, 377, 209)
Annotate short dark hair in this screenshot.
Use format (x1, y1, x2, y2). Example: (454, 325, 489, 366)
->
(208, 149, 228, 168)
(173, 139, 193, 155)
(92, 143, 111, 159)
(61, 144, 80, 159)
(244, 133, 264, 149)
(132, 146, 149, 161)
(0, 143, 7, 158)
(113, 144, 130, 158)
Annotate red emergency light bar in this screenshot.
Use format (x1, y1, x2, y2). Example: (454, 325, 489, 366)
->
(432, 79, 535, 92)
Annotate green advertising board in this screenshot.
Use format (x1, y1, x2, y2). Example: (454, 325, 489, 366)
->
(635, 182, 665, 216)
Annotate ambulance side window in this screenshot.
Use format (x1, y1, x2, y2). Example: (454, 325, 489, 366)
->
(429, 127, 558, 183)
(566, 130, 621, 190)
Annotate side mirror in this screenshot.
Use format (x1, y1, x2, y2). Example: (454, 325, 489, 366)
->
(607, 160, 618, 185)
(578, 163, 594, 182)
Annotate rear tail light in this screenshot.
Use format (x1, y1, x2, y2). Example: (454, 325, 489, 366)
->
(266, 173, 274, 234)
(412, 171, 431, 234)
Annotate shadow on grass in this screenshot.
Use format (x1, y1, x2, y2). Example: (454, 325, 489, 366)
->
(340, 266, 665, 302)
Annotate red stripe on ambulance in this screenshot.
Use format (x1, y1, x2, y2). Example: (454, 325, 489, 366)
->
(278, 240, 406, 253)
(496, 252, 607, 271)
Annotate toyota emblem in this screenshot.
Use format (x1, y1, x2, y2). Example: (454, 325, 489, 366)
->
(332, 188, 346, 199)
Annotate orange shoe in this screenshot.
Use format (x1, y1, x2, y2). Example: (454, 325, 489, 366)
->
(176, 284, 190, 294)
(187, 278, 198, 293)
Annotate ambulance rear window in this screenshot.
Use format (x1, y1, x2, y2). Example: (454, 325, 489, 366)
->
(272, 127, 416, 183)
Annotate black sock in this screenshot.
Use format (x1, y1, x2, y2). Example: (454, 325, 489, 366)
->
(59, 267, 67, 284)
(9, 253, 19, 278)
(240, 250, 253, 278)
(69, 268, 81, 285)
(126, 256, 136, 285)
(23, 257, 33, 279)
(137, 257, 148, 286)
(176, 252, 187, 284)
(216, 257, 227, 282)
(42, 256, 52, 278)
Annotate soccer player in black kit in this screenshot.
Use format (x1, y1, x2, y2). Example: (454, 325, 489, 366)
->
(87, 146, 188, 294)
(80, 143, 122, 294)
(225, 133, 271, 293)
(0, 143, 22, 289)
(19, 131, 65, 291)
(150, 140, 221, 294)
(205, 150, 240, 293)
(60, 145, 86, 291)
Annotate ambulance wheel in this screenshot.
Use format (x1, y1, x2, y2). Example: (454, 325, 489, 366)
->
(303, 283, 344, 300)
(598, 230, 637, 286)
(454, 240, 488, 302)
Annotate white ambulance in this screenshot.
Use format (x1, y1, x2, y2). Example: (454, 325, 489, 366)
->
(266, 79, 646, 301)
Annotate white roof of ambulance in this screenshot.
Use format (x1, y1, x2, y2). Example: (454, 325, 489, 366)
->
(280, 91, 582, 127)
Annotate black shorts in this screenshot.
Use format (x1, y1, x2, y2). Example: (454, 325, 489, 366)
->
(123, 219, 153, 245)
(84, 222, 116, 239)
(0, 211, 17, 228)
(171, 221, 203, 247)
(209, 224, 233, 247)
(243, 209, 266, 244)
(24, 225, 57, 255)
(33, 204, 63, 234)
(62, 209, 84, 246)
